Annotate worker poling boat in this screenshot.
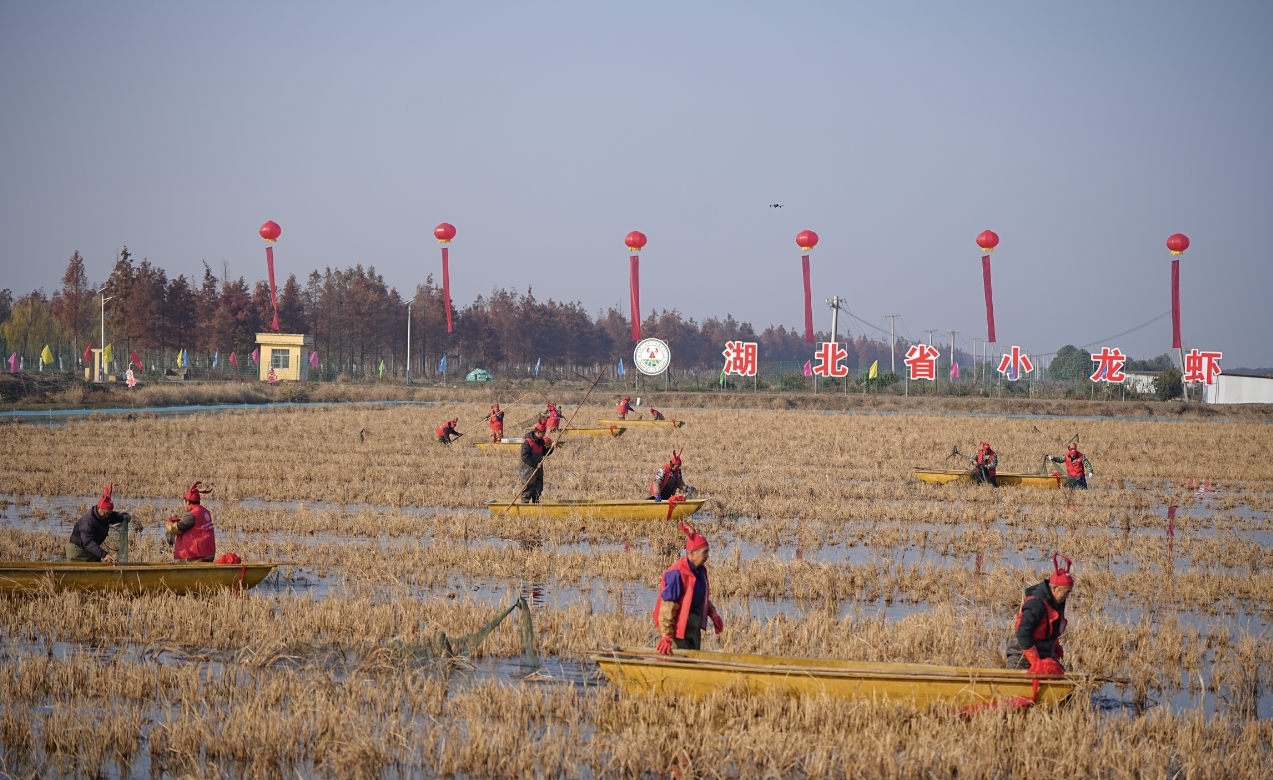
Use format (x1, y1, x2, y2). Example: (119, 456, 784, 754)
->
(485, 498, 705, 520)
(590, 647, 1078, 708)
(0, 561, 280, 596)
(596, 418, 684, 428)
(914, 469, 1064, 489)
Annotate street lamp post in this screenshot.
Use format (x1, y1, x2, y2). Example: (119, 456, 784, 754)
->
(405, 300, 413, 386)
(98, 287, 114, 382)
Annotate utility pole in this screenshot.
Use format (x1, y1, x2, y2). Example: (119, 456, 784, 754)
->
(97, 286, 114, 383)
(884, 315, 900, 374)
(405, 300, 413, 386)
(826, 296, 844, 343)
(924, 330, 937, 348)
(948, 330, 959, 383)
(971, 337, 979, 383)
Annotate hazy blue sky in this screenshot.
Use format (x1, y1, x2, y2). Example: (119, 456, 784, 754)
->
(2, 2, 1270, 365)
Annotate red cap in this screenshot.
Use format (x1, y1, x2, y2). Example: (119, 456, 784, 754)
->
(679, 520, 708, 551)
(184, 481, 213, 504)
(979, 441, 992, 451)
(670, 449, 682, 468)
(97, 484, 114, 512)
(534, 421, 548, 433)
(1049, 552, 1074, 588)
(1068, 442, 1078, 452)
(492, 403, 500, 410)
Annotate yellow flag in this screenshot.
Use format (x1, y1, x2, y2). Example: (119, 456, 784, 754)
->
(176, 349, 184, 367)
(868, 360, 879, 379)
(40, 345, 54, 365)
(103, 344, 113, 364)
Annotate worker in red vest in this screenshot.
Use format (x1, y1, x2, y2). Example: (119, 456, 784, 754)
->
(1006, 553, 1072, 673)
(486, 404, 505, 442)
(654, 521, 723, 653)
(1047, 443, 1094, 489)
(648, 450, 691, 501)
(435, 418, 462, 445)
(616, 395, 633, 419)
(971, 441, 998, 487)
(518, 422, 554, 503)
(165, 482, 216, 562)
(545, 403, 562, 432)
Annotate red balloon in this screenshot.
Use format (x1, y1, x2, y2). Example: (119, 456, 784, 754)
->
(1166, 233, 1190, 255)
(259, 221, 281, 242)
(435, 223, 457, 243)
(625, 231, 647, 251)
(796, 230, 819, 251)
(976, 230, 999, 252)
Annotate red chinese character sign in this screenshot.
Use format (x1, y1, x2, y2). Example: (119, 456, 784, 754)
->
(259, 221, 282, 331)
(1089, 347, 1127, 383)
(796, 230, 818, 343)
(722, 341, 758, 377)
(904, 344, 941, 381)
(976, 230, 999, 344)
(435, 223, 457, 333)
(996, 346, 1034, 380)
(1183, 349, 1222, 384)
(625, 231, 646, 341)
(812, 341, 848, 378)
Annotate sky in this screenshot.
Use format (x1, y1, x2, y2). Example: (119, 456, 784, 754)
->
(2, 1, 1271, 366)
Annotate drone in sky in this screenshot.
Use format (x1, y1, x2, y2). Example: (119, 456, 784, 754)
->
(768, 203, 783, 208)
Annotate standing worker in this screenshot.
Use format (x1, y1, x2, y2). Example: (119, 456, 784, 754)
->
(971, 441, 998, 487)
(648, 450, 692, 501)
(435, 418, 462, 445)
(654, 521, 724, 653)
(1048, 443, 1094, 489)
(66, 485, 132, 563)
(518, 422, 554, 503)
(165, 481, 216, 562)
(1006, 553, 1073, 673)
(616, 395, 633, 420)
(545, 403, 562, 433)
(486, 403, 505, 443)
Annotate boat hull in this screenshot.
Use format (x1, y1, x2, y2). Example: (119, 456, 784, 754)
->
(590, 648, 1076, 708)
(0, 561, 278, 596)
(596, 418, 684, 428)
(485, 499, 704, 520)
(562, 426, 627, 437)
(915, 469, 1063, 489)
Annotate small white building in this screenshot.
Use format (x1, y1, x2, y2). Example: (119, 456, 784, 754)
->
(1122, 372, 1158, 394)
(1203, 374, 1273, 404)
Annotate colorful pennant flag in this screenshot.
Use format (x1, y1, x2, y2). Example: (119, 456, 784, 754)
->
(617, 359, 625, 377)
(229, 352, 238, 368)
(378, 359, 385, 378)
(83, 343, 93, 366)
(40, 345, 54, 365)
(868, 360, 879, 380)
(130, 351, 142, 371)
(802, 360, 813, 378)
(251, 348, 260, 365)
(439, 355, 447, 373)
(309, 351, 319, 369)
(8, 353, 18, 373)
(950, 361, 960, 379)
(213, 350, 219, 368)
(534, 358, 541, 376)
(102, 344, 113, 365)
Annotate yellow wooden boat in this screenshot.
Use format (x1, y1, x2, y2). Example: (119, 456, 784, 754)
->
(915, 469, 1064, 489)
(0, 561, 279, 596)
(596, 418, 684, 428)
(590, 647, 1077, 708)
(560, 425, 627, 437)
(485, 498, 705, 520)
(474, 439, 571, 452)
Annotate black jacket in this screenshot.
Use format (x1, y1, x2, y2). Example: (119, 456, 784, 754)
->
(520, 436, 550, 470)
(1014, 580, 1066, 658)
(68, 507, 130, 559)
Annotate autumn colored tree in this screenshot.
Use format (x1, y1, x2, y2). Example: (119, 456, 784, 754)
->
(50, 252, 97, 361)
(0, 291, 63, 361)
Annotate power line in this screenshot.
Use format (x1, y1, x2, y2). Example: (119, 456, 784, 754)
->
(1077, 311, 1172, 350)
(843, 308, 892, 337)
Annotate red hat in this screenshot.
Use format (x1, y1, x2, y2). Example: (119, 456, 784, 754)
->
(450, 418, 458, 426)
(534, 420, 547, 433)
(623, 395, 630, 400)
(491, 403, 500, 410)
(1049, 552, 1074, 588)
(678, 520, 708, 551)
(1068, 442, 1079, 452)
(97, 484, 114, 512)
(184, 481, 213, 504)
(670, 449, 682, 468)
(979, 441, 992, 451)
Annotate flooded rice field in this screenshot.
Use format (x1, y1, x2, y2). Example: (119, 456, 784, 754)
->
(2, 403, 1272, 777)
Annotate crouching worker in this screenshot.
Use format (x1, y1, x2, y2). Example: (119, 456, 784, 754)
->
(654, 521, 723, 654)
(1006, 553, 1073, 674)
(971, 441, 998, 487)
(435, 418, 462, 445)
(165, 481, 216, 562)
(67, 485, 131, 563)
(648, 450, 692, 501)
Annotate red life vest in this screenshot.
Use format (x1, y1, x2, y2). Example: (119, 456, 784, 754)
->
(650, 465, 680, 498)
(975, 448, 997, 478)
(435, 424, 450, 437)
(618, 399, 632, 415)
(524, 435, 549, 456)
(1064, 451, 1085, 478)
(175, 504, 216, 561)
(652, 557, 709, 639)
(1012, 593, 1067, 646)
(489, 411, 504, 431)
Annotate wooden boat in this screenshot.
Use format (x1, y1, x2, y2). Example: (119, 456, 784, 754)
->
(560, 425, 627, 437)
(475, 439, 560, 452)
(590, 647, 1077, 708)
(0, 561, 279, 596)
(485, 498, 705, 520)
(596, 418, 684, 428)
(475, 427, 623, 450)
(915, 469, 1064, 489)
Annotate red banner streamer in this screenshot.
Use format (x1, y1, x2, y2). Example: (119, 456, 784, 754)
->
(1171, 258, 1181, 349)
(629, 255, 641, 341)
(441, 246, 453, 334)
(802, 255, 814, 343)
(266, 246, 280, 331)
(981, 255, 996, 343)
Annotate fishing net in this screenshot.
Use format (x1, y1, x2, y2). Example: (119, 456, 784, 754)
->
(395, 596, 540, 669)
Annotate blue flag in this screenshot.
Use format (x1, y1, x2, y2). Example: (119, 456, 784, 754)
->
(617, 359, 625, 377)
(213, 350, 219, 368)
(438, 355, 447, 373)
(534, 358, 541, 376)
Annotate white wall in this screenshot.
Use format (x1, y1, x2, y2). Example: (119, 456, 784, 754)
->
(1204, 375, 1273, 404)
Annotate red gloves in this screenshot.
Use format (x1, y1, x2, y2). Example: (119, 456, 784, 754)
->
(656, 635, 674, 655)
(1024, 646, 1065, 674)
(709, 610, 724, 635)
(1023, 646, 1041, 666)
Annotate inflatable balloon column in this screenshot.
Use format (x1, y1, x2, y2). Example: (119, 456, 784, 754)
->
(625, 231, 647, 341)
(796, 230, 818, 343)
(435, 223, 457, 333)
(976, 230, 999, 368)
(259, 221, 282, 331)
(1167, 232, 1190, 397)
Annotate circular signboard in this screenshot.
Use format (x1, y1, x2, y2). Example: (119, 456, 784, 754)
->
(633, 338, 671, 376)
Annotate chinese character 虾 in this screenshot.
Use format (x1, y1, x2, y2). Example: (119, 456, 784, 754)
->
(1183, 349, 1222, 384)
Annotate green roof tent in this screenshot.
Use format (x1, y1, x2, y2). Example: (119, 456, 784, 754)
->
(465, 368, 493, 383)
